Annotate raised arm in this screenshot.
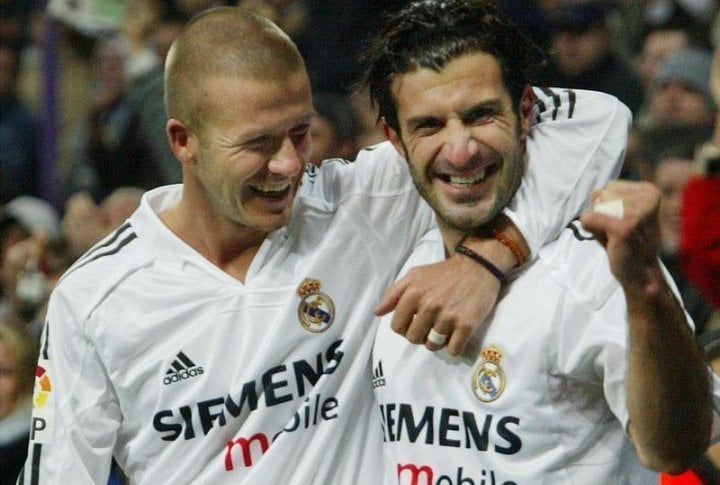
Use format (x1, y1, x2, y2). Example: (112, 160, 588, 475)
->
(581, 180, 712, 473)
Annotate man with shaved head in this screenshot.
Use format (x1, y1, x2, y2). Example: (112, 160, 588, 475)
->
(19, 6, 629, 484)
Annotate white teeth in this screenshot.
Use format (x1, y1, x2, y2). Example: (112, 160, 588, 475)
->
(252, 182, 290, 193)
(449, 168, 486, 186)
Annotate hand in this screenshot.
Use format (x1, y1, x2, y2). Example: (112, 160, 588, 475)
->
(579, 180, 662, 291)
(375, 253, 501, 356)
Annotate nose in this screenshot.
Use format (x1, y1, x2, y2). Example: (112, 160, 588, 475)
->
(269, 137, 305, 176)
(442, 120, 479, 166)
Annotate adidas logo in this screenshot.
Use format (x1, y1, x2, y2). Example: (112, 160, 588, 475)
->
(163, 351, 204, 386)
(372, 360, 386, 389)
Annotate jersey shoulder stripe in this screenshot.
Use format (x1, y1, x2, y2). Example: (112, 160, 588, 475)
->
(533, 87, 577, 123)
(72, 222, 135, 267)
(60, 224, 138, 282)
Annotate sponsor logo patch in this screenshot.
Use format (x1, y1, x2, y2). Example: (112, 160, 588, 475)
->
(372, 360, 386, 388)
(31, 360, 54, 443)
(164, 351, 204, 386)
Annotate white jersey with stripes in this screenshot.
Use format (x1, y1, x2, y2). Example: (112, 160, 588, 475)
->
(18, 89, 629, 485)
(372, 220, 690, 485)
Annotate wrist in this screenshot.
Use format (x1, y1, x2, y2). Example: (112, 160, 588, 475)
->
(454, 237, 506, 285)
(621, 264, 670, 308)
(454, 235, 516, 272)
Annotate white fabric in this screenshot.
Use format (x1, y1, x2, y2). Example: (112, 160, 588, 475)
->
(507, 88, 629, 258)
(20, 89, 628, 484)
(25, 144, 429, 484)
(372, 223, 691, 485)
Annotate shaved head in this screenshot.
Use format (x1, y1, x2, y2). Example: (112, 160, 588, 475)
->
(164, 7, 306, 132)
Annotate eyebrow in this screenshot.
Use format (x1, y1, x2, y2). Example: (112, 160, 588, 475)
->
(241, 115, 314, 144)
(459, 99, 503, 120)
(405, 115, 440, 134)
(404, 98, 505, 133)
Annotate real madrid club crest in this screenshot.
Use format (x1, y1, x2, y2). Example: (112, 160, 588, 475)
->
(471, 345, 506, 402)
(296, 278, 335, 333)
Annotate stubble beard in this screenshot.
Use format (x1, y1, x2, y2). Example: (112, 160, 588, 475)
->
(407, 149, 525, 235)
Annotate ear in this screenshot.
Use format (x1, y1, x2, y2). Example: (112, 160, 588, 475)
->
(167, 118, 196, 166)
(382, 118, 404, 154)
(518, 85, 535, 145)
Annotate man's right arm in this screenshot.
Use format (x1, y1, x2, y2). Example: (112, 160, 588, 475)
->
(19, 286, 119, 484)
(581, 181, 712, 473)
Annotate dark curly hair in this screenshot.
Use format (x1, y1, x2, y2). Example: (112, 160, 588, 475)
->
(361, 0, 545, 133)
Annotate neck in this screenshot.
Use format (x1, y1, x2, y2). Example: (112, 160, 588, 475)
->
(159, 198, 268, 283)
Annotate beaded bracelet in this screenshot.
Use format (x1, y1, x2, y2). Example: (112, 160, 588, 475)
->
(491, 227, 529, 267)
(455, 238, 506, 285)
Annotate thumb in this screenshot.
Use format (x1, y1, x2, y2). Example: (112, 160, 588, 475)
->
(374, 279, 407, 316)
(579, 212, 610, 247)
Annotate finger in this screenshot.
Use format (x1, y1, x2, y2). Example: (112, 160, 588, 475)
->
(591, 180, 637, 204)
(375, 279, 407, 316)
(592, 198, 624, 219)
(423, 314, 455, 350)
(405, 305, 437, 345)
(425, 327, 450, 351)
(446, 323, 472, 356)
(579, 211, 618, 245)
(389, 288, 420, 336)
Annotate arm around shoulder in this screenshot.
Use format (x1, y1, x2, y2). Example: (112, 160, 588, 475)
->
(507, 89, 631, 258)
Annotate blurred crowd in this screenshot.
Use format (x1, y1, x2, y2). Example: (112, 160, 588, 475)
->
(1, 0, 719, 483)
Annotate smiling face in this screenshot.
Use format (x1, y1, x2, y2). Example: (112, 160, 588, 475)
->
(385, 52, 532, 234)
(169, 69, 314, 235)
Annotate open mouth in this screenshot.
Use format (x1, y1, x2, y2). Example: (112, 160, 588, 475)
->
(249, 182, 292, 197)
(438, 162, 500, 187)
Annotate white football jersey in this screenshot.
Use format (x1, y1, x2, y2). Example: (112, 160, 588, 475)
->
(19, 89, 630, 484)
(372, 223, 690, 485)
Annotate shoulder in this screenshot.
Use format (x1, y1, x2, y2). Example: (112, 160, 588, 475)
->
(52, 188, 171, 320)
(397, 228, 445, 276)
(531, 87, 632, 126)
(299, 141, 414, 204)
(526, 88, 632, 182)
(53, 222, 150, 315)
(534, 220, 620, 309)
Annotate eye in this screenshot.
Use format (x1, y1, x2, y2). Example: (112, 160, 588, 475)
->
(410, 118, 443, 135)
(464, 107, 497, 125)
(243, 135, 278, 155)
(289, 124, 311, 146)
